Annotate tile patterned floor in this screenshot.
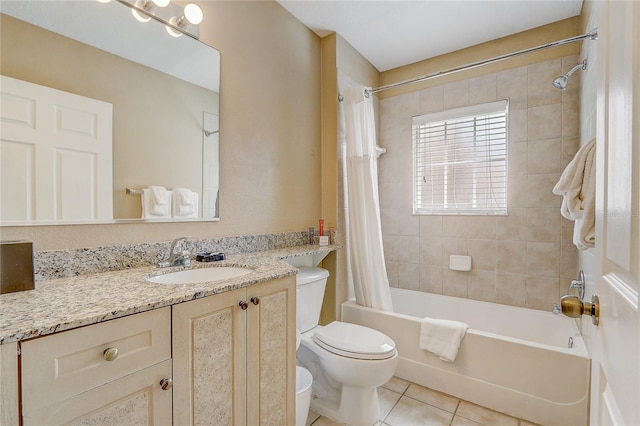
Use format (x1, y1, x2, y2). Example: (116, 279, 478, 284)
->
(306, 376, 541, 426)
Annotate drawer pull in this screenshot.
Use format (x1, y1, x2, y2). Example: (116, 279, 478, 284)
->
(160, 378, 173, 390)
(103, 347, 119, 361)
(239, 300, 248, 310)
(251, 296, 260, 305)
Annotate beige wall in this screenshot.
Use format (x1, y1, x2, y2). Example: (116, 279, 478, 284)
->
(0, 1, 322, 250)
(319, 33, 380, 323)
(1, 15, 218, 219)
(379, 17, 582, 99)
(375, 21, 582, 311)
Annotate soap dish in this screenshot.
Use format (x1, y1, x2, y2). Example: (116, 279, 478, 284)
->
(196, 252, 226, 262)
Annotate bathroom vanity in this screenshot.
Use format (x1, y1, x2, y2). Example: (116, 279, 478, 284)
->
(0, 244, 332, 425)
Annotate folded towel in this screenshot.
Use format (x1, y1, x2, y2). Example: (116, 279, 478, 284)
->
(419, 317, 469, 362)
(172, 188, 198, 218)
(552, 138, 596, 249)
(148, 185, 170, 216)
(141, 188, 172, 219)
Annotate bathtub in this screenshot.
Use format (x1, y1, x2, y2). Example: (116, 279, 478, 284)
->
(341, 288, 590, 426)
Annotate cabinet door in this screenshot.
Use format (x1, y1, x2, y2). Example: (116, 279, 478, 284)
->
(22, 359, 172, 425)
(172, 288, 247, 425)
(21, 307, 171, 414)
(246, 277, 296, 426)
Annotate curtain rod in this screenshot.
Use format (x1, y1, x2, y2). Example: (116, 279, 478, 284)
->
(365, 28, 598, 96)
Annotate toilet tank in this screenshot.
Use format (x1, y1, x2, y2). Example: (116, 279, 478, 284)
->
(296, 267, 329, 333)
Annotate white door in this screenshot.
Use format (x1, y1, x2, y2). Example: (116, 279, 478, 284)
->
(591, 1, 640, 424)
(0, 75, 113, 222)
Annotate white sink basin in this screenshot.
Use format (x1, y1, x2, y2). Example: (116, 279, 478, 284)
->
(147, 266, 252, 284)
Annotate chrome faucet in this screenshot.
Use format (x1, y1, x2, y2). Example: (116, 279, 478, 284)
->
(159, 236, 192, 268)
(567, 270, 585, 300)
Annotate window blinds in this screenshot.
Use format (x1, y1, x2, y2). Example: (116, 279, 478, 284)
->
(412, 100, 508, 215)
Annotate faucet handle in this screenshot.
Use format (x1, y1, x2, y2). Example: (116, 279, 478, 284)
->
(567, 270, 585, 300)
(170, 236, 192, 251)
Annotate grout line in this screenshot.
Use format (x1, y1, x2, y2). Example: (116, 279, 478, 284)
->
(380, 385, 407, 424)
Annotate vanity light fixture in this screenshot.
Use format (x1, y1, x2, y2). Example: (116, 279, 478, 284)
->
(131, 0, 170, 23)
(165, 3, 203, 38)
(115, 0, 203, 39)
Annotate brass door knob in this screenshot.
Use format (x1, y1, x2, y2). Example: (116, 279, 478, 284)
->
(103, 347, 119, 361)
(160, 378, 173, 391)
(560, 294, 600, 325)
(251, 296, 260, 305)
(239, 301, 248, 310)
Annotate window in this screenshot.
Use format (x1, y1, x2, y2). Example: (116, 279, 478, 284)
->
(412, 100, 508, 215)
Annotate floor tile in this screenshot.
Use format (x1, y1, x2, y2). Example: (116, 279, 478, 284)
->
(451, 415, 484, 426)
(381, 376, 411, 394)
(310, 415, 343, 426)
(404, 383, 460, 413)
(306, 410, 320, 426)
(378, 387, 402, 420)
(455, 401, 519, 426)
(384, 395, 454, 426)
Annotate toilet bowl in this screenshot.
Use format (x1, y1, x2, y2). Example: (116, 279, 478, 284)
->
(295, 267, 398, 426)
(297, 322, 398, 426)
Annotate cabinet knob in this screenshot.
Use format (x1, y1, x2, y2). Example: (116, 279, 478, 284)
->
(239, 300, 248, 310)
(160, 378, 173, 391)
(103, 347, 119, 362)
(251, 296, 260, 305)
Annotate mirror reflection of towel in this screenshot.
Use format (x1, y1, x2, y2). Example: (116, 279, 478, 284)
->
(141, 187, 171, 219)
(172, 188, 198, 218)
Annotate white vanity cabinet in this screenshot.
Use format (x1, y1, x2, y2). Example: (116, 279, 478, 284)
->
(20, 307, 172, 425)
(172, 276, 296, 425)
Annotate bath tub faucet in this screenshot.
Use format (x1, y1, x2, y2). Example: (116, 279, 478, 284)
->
(159, 236, 192, 267)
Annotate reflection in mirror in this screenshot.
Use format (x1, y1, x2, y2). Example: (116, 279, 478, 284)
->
(0, 0, 220, 224)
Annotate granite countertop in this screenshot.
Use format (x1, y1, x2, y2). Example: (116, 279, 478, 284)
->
(0, 245, 336, 345)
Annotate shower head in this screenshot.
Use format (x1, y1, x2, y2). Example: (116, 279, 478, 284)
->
(552, 59, 587, 90)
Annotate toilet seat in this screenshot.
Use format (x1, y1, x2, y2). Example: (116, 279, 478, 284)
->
(313, 322, 396, 360)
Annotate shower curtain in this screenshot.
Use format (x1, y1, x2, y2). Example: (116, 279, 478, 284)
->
(340, 85, 393, 311)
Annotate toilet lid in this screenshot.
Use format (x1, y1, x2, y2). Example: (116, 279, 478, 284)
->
(313, 322, 396, 360)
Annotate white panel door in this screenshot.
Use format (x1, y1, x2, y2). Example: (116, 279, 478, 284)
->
(591, 1, 640, 424)
(0, 75, 113, 222)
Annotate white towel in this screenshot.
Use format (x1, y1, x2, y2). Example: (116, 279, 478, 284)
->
(419, 317, 469, 362)
(552, 138, 596, 250)
(141, 187, 172, 219)
(172, 188, 199, 218)
(149, 185, 170, 215)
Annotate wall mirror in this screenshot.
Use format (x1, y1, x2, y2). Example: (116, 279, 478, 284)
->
(0, 0, 220, 225)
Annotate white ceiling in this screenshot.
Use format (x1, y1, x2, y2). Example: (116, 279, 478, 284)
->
(276, 0, 584, 72)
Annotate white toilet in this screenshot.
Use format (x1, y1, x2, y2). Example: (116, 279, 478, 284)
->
(295, 267, 398, 426)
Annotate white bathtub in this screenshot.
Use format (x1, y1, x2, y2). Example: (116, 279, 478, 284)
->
(341, 288, 590, 426)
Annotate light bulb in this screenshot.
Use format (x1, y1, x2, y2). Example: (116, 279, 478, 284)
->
(132, 8, 151, 22)
(166, 25, 183, 37)
(184, 3, 203, 25)
(152, 0, 170, 7)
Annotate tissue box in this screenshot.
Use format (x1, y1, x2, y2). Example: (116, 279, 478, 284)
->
(1, 240, 35, 294)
